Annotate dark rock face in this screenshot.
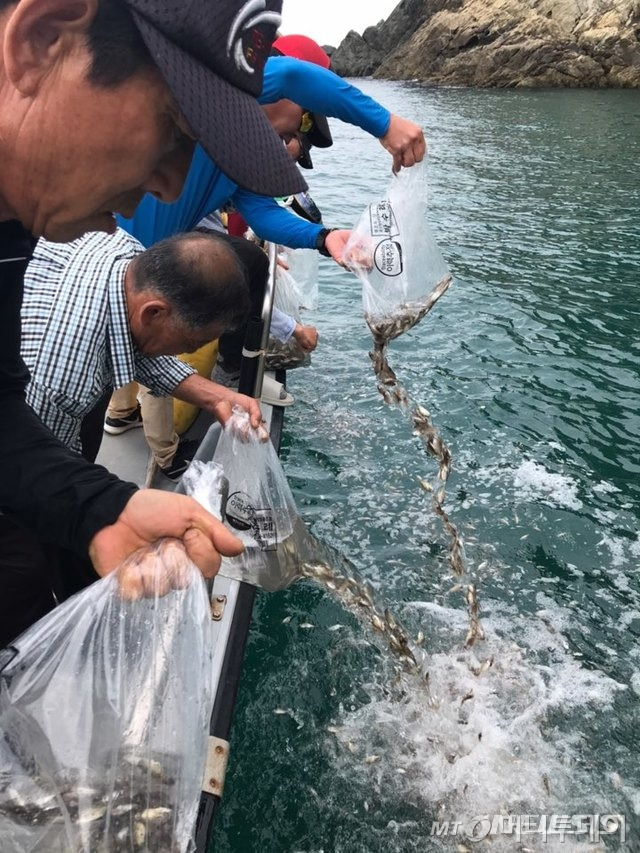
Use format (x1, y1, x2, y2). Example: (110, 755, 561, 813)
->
(331, 29, 384, 77)
(321, 44, 335, 63)
(331, 0, 640, 87)
(331, 0, 436, 77)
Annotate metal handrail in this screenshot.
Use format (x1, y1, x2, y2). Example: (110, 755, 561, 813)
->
(193, 241, 280, 852)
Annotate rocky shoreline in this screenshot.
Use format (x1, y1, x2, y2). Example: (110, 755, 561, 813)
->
(328, 0, 640, 87)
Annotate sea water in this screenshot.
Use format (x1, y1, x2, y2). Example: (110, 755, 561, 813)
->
(211, 84, 640, 852)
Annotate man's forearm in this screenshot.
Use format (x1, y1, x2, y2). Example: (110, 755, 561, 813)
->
(172, 373, 228, 413)
(172, 373, 263, 430)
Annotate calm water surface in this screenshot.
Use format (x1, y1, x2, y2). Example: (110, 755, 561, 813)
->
(212, 84, 640, 852)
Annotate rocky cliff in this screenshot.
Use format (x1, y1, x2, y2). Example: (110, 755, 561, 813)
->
(330, 0, 640, 86)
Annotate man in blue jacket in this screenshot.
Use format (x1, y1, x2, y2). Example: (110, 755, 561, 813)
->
(120, 42, 425, 258)
(118, 37, 426, 383)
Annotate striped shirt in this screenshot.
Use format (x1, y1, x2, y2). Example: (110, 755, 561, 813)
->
(21, 228, 194, 452)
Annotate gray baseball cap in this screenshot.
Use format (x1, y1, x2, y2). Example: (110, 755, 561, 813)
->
(126, 0, 307, 196)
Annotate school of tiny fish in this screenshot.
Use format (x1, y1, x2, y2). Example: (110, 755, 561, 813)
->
(265, 338, 310, 371)
(0, 752, 182, 852)
(299, 559, 423, 676)
(366, 274, 484, 648)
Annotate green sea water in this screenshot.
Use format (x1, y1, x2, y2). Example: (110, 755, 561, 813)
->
(211, 84, 640, 852)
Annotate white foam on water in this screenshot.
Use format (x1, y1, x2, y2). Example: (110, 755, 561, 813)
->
(617, 609, 640, 633)
(592, 480, 621, 495)
(593, 508, 617, 526)
(326, 601, 632, 852)
(597, 531, 640, 571)
(464, 447, 632, 529)
(630, 672, 640, 697)
(513, 460, 582, 510)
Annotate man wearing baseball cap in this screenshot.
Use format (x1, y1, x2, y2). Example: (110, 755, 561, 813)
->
(114, 34, 426, 389)
(271, 33, 333, 170)
(263, 35, 426, 174)
(119, 35, 426, 256)
(0, 0, 306, 647)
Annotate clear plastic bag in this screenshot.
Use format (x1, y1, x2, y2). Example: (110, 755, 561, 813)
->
(184, 410, 314, 591)
(276, 195, 321, 311)
(0, 540, 214, 853)
(265, 264, 310, 371)
(283, 247, 319, 311)
(343, 162, 451, 342)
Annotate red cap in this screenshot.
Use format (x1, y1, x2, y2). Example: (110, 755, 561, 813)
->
(272, 34, 331, 69)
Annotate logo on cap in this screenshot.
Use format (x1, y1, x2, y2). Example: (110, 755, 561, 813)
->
(227, 0, 282, 75)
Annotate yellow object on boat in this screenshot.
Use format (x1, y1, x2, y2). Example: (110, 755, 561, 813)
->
(173, 340, 219, 435)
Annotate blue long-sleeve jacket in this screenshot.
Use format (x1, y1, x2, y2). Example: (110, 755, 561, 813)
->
(118, 57, 391, 249)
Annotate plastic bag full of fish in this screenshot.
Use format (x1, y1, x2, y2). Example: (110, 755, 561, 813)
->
(0, 750, 183, 853)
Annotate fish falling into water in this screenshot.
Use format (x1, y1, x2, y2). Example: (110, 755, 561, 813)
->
(299, 557, 424, 677)
(366, 275, 485, 649)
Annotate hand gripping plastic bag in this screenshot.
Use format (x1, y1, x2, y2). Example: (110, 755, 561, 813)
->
(0, 539, 214, 853)
(342, 162, 452, 343)
(265, 264, 310, 371)
(184, 410, 315, 592)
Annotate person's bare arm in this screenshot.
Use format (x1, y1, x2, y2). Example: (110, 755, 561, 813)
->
(172, 373, 264, 430)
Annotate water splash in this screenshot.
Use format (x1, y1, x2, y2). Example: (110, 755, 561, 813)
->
(324, 602, 631, 851)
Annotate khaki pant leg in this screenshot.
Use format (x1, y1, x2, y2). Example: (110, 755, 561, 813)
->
(107, 382, 139, 419)
(139, 386, 179, 468)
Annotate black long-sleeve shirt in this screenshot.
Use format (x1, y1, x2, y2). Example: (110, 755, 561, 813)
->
(0, 220, 137, 555)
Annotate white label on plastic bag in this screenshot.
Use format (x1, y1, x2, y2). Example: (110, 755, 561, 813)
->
(225, 491, 277, 550)
(369, 201, 399, 237)
(225, 491, 254, 531)
(252, 509, 277, 550)
(374, 239, 403, 277)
